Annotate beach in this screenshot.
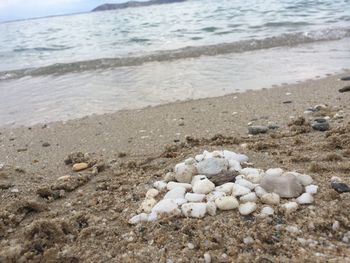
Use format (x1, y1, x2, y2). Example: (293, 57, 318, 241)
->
(1, 72, 350, 262)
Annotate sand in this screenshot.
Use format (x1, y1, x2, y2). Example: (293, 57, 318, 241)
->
(0, 72, 350, 262)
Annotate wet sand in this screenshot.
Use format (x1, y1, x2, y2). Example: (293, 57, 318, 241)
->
(0, 72, 350, 262)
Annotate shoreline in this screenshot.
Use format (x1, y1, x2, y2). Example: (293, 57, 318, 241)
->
(0, 72, 350, 261)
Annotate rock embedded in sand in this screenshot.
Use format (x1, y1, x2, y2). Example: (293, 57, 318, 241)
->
(255, 185, 267, 198)
(181, 203, 207, 218)
(311, 119, 330, 131)
(260, 172, 303, 198)
(72, 162, 89, 172)
(293, 173, 313, 186)
(339, 85, 350, 93)
(204, 253, 211, 263)
(261, 193, 280, 205)
(196, 158, 228, 176)
(215, 196, 239, 210)
(185, 193, 205, 202)
(145, 188, 159, 198)
(174, 162, 197, 183)
(248, 125, 268, 135)
(164, 172, 176, 182)
(261, 206, 274, 216)
(153, 180, 167, 191)
(296, 193, 314, 204)
(152, 199, 180, 215)
(193, 179, 215, 194)
(167, 182, 192, 191)
(139, 198, 157, 213)
(238, 202, 257, 215)
(331, 182, 350, 193)
(129, 213, 149, 224)
(281, 202, 298, 214)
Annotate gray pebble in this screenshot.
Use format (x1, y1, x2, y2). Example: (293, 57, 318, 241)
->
(248, 126, 268, 135)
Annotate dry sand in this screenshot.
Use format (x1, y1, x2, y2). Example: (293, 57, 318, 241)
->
(0, 72, 350, 262)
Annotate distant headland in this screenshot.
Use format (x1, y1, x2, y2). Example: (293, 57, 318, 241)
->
(92, 0, 187, 12)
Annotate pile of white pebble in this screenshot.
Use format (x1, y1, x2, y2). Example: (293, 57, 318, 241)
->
(129, 150, 318, 224)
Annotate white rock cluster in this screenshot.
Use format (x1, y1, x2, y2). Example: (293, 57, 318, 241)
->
(129, 150, 318, 224)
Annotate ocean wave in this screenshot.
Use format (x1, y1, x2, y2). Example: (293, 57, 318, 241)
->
(1, 27, 349, 81)
(13, 45, 72, 52)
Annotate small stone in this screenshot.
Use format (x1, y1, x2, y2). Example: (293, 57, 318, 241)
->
(332, 221, 340, 231)
(10, 188, 19, 193)
(57, 175, 72, 181)
(235, 178, 255, 190)
(208, 170, 238, 186)
(181, 203, 207, 218)
(331, 182, 350, 193)
(294, 173, 313, 186)
(255, 186, 267, 198)
(204, 253, 211, 263)
(339, 86, 350, 93)
(243, 236, 254, 245)
(232, 184, 251, 196)
(227, 159, 242, 172)
(286, 225, 300, 234)
(196, 158, 228, 176)
(312, 121, 329, 131)
(187, 243, 195, 249)
(261, 193, 280, 205)
(164, 172, 176, 182)
(260, 172, 303, 198)
(145, 188, 159, 198)
(265, 168, 284, 177)
(206, 191, 226, 202)
(191, 175, 207, 185)
(261, 206, 274, 216)
(72, 162, 89, 172)
(193, 179, 215, 194)
(148, 212, 158, 222)
(42, 142, 50, 147)
(153, 180, 167, 191)
(139, 198, 157, 213)
(129, 213, 149, 224)
(296, 193, 314, 204)
(174, 162, 197, 183)
(167, 182, 192, 191)
(152, 199, 180, 215)
(164, 187, 186, 200)
(206, 202, 217, 216)
(238, 202, 257, 215)
(330, 176, 342, 183)
(305, 185, 318, 194)
(215, 196, 239, 210)
(248, 125, 268, 135)
(281, 202, 298, 214)
(185, 193, 206, 202)
(240, 192, 257, 203)
(215, 183, 234, 194)
(245, 173, 262, 184)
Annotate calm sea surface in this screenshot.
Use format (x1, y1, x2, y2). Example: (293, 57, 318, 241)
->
(0, 0, 349, 126)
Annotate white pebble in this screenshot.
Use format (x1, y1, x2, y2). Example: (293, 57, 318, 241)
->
(153, 180, 167, 191)
(129, 213, 149, 224)
(286, 225, 300, 234)
(223, 150, 249, 163)
(235, 178, 256, 190)
(232, 184, 251, 196)
(261, 206, 274, 216)
(215, 196, 239, 210)
(147, 212, 158, 222)
(246, 173, 262, 184)
(185, 193, 206, 202)
(265, 168, 284, 177)
(139, 198, 157, 213)
(239, 202, 257, 215)
(195, 154, 204, 162)
(206, 202, 217, 216)
(261, 193, 280, 205)
(191, 175, 207, 185)
(305, 185, 318, 194)
(152, 199, 180, 215)
(254, 185, 267, 198)
(193, 179, 215, 194)
(281, 202, 298, 214)
(204, 253, 211, 263)
(196, 157, 228, 176)
(227, 159, 242, 172)
(206, 191, 226, 202)
(167, 182, 192, 191)
(164, 172, 176, 182)
(164, 187, 186, 200)
(240, 167, 262, 176)
(215, 183, 234, 194)
(181, 203, 207, 218)
(145, 188, 159, 198)
(297, 193, 314, 204)
(295, 173, 313, 186)
(330, 176, 342, 183)
(243, 236, 254, 245)
(239, 192, 257, 203)
(332, 221, 340, 231)
(174, 162, 197, 183)
(187, 243, 195, 249)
